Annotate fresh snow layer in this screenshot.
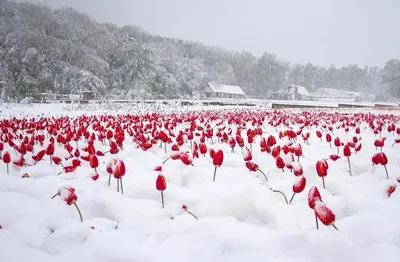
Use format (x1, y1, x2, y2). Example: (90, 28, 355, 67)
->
(0, 103, 400, 262)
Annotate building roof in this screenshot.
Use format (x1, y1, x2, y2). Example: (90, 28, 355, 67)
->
(204, 83, 245, 95)
(290, 85, 310, 96)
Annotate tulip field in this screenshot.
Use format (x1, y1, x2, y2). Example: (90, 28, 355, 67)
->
(0, 103, 400, 262)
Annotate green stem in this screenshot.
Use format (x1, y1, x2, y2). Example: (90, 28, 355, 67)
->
(73, 202, 83, 222)
(322, 177, 326, 189)
(6, 163, 9, 174)
(332, 224, 339, 231)
(272, 190, 288, 204)
(161, 191, 165, 208)
(108, 174, 111, 186)
(315, 212, 319, 230)
(289, 192, 296, 204)
(384, 165, 389, 179)
(347, 157, 352, 176)
(162, 157, 171, 164)
(187, 211, 198, 220)
(213, 166, 218, 182)
(120, 178, 124, 194)
(257, 168, 268, 182)
(117, 177, 120, 192)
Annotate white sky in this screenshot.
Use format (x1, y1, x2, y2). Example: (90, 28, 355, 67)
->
(12, 0, 400, 67)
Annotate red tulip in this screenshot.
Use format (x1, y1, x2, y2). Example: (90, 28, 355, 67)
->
(276, 156, 285, 171)
(2, 151, 10, 174)
(374, 137, 385, 150)
(289, 175, 306, 204)
(228, 137, 236, 153)
(328, 154, 341, 161)
(181, 204, 198, 219)
(316, 131, 322, 141)
(213, 150, 223, 167)
(91, 173, 99, 181)
(334, 137, 341, 154)
(371, 153, 381, 165)
(308, 186, 322, 209)
(51, 186, 83, 221)
(243, 146, 252, 161)
(199, 143, 207, 156)
(343, 144, 351, 157)
(314, 201, 338, 230)
(155, 165, 162, 171)
(212, 150, 224, 181)
(316, 160, 328, 188)
(156, 174, 167, 208)
(271, 145, 281, 158)
(245, 161, 268, 182)
(89, 154, 99, 170)
(292, 162, 303, 176)
(387, 184, 396, 197)
(308, 186, 322, 229)
(372, 152, 389, 179)
(180, 153, 193, 166)
(355, 143, 362, 153)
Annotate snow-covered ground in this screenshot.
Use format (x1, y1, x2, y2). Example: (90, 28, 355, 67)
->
(0, 103, 400, 262)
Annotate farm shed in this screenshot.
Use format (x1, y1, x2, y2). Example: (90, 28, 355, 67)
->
(204, 83, 245, 99)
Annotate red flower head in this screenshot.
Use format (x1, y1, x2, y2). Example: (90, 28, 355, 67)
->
(314, 201, 336, 226)
(316, 160, 328, 177)
(199, 143, 207, 155)
(209, 148, 215, 159)
(180, 153, 193, 166)
(271, 145, 281, 158)
(387, 184, 396, 197)
(89, 154, 99, 169)
(379, 152, 388, 165)
(228, 137, 236, 148)
(113, 160, 126, 179)
(308, 186, 322, 209)
(106, 159, 117, 174)
(276, 156, 285, 170)
(334, 137, 341, 147)
(213, 150, 224, 167)
(2, 151, 11, 164)
(155, 165, 162, 172)
(355, 143, 362, 152)
(156, 173, 167, 191)
(329, 154, 341, 161)
(46, 143, 55, 156)
(293, 175, 306, 193)
(91, 173, 99, 181)
(57, 186, 77, 205)
(343, 145, 351, 157)
(371, 153, 381, 165)
(326, 133, 332, 143)
(72, 158, 81, 167)
(292, 162, 303, 176)
(245, 161, 259, 172)
(243, 146, 252, 162)
(267, 135, 276, 147)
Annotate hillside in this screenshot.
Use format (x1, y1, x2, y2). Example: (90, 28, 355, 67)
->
(0, 0, 398, 101)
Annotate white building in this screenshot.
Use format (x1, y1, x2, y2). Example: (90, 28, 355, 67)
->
(287, 85, 311, 100)
(203, 83, 246, 99)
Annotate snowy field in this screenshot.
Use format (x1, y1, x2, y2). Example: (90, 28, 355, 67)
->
(1, 102, 400, 262)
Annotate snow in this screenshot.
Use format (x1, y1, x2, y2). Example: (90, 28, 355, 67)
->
(205, 83, 246, 96)
(0, 102, 400, 262)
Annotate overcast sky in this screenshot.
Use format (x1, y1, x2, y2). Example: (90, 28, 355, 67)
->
(13, 0, 400, 67)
